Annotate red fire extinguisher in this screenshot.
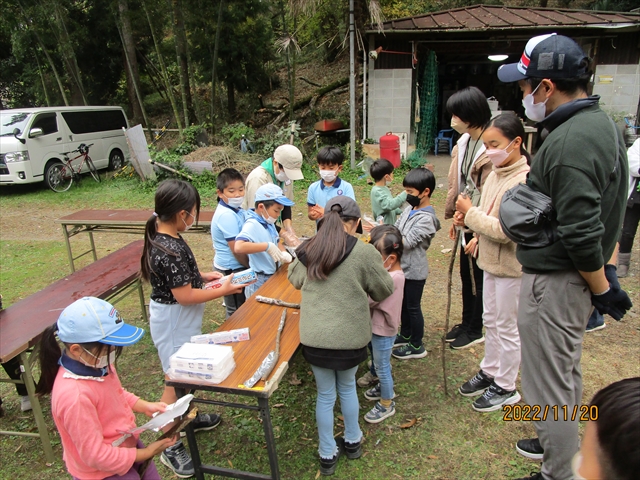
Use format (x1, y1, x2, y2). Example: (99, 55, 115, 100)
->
(379, 132, 401, 168)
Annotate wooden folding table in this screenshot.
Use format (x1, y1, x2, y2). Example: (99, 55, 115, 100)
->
(167, 267, 301, 480)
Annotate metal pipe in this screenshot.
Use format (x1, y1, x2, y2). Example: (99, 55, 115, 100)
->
(349, 0, 356, 169)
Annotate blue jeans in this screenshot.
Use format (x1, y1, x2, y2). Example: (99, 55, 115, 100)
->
(371, 334, 395, 400)
(310, 365, 363, 459)
(244, 272, 271, 298)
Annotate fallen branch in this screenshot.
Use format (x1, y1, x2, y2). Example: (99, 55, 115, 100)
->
(299, 76, 321, 87)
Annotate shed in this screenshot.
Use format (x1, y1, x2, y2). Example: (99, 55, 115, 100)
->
(364, 4, 640, 151)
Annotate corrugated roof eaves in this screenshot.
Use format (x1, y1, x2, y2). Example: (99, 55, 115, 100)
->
(483, 6, 534, 26)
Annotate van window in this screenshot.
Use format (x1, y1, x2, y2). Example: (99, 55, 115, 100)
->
(61, 110, 127, 134)
(31, 113, 58, 135)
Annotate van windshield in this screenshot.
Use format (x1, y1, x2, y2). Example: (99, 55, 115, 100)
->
(1, 112, 32, 137)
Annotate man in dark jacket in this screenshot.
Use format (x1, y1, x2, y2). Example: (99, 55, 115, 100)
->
(497, 33, 632, 480)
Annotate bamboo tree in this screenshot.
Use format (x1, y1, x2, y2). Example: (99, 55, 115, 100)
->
(141, 0, 183, 135)
(209, 0, 224, 127)
(34, 50, 51, 106)
(170, 0, 195, 127)
(118, 0, 144, 125)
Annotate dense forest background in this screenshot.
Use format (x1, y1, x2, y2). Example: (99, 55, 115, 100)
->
(1, 0, 637, 135)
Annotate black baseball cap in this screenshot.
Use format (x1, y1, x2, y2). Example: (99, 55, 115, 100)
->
(324, 196, 363, 234)
(497, 33, 589, 83)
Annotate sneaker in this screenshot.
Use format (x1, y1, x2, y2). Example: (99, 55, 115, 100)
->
(180, 413, 221, 437)
(586, 310, 606, 333)
(515, 473, 542, 480)
(516, 438, 544, 460)
(445, 324, 464, 343)
(20, 396, 32, 412)
(357, 371, 378, 388)
(364, 401, 396, 424)
(472, 383, 521, 412)
(393, 333, 411, 347)
(364, 384, 396, 401)
(319, 438, 344, 475)
(161, 441, 195, 478)
(450, 331, 485, 350)
(392, 343, 427, 360)
(458, 370, 493, 397)
(344, 438, 362, 459)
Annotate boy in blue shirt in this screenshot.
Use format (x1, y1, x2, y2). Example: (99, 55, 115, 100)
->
(307, 146, 356, 222)
(235, 184, 294, 298)
(211, 168, 249, 317)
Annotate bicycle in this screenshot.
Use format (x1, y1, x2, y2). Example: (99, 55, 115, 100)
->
(46, 143, 100, 192)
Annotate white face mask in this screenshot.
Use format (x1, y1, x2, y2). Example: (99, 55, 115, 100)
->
(385, 175, 393, 187)
(522, 83, 548, 122)
(261, 207, 278, 225)
(571, 452, 587, 480)
(320, 169, 337, 183)
(224, 195, 244, 209)
(275, 170, 288, 182)
(182, 211, 195, 231)
(382, 255, 394, 271)
(81, 348, 116, 369)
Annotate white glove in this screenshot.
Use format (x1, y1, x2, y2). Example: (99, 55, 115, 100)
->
(266, 242, 283, 262)
(279, 250, 293, 264)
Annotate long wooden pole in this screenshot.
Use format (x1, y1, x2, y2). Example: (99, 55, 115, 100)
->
(442, 230, 461, 396)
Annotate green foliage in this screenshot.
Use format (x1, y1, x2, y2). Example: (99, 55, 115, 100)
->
(254, 124, 302, 158)
(407, 148, 430, 168)
(173, 124, 210, 155)
(219, 122, 255, 146)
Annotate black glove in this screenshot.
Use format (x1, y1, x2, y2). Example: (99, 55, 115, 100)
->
(591, 283, 633, 321)
(604, 264, 620, 290)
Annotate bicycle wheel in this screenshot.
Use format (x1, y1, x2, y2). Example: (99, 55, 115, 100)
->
(86, 156, 101, 182)
(45, 161, 73, 192)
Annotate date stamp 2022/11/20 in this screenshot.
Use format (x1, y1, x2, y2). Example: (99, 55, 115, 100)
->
(502, 404, 598, 422)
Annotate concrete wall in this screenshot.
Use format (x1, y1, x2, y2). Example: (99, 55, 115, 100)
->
(592, 64, 640, 118)
(367, 69, 412, 142)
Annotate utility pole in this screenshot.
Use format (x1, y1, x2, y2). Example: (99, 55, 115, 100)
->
(349, 0, 356, 169)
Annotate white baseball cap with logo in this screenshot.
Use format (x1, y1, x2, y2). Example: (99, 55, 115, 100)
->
(273, 144, 304, 180)
(57, 297, 145, 346)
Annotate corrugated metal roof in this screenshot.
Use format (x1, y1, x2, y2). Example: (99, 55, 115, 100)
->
(377, 4, 640, 32)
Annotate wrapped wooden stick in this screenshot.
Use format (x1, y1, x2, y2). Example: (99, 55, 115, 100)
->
(255, 295, 300, 309)
(262, 309, 287, 381)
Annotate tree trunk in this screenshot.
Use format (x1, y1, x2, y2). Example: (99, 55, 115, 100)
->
(210, 0, 224, 129)
(226, 79, 236, 116)
(280, 1, 294, 121)
(118, 0, 144, 126)
(142, 0, 183, 135)
(171, 0, 195, 127)
(34, 50, 51, 106)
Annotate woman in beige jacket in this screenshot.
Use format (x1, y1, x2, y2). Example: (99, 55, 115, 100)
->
(454, 112, 530, 413)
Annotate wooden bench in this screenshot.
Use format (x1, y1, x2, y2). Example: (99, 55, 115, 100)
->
(167, 266, 301, 480)
(0, 240, 147, 462)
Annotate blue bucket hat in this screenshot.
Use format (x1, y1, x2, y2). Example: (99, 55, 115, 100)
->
(57, 297, 145, 346)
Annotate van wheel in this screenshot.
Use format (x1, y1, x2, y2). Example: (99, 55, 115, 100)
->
(108, 149, 124, 171)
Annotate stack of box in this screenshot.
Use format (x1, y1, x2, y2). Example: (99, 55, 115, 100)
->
(167, 343, 235, 385)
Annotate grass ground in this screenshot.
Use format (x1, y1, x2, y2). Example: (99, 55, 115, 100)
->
(1, 158, 638, 480)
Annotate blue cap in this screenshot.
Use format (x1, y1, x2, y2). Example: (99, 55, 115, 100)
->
(254, 183, 295, 206)
(57, 297, 145, 346)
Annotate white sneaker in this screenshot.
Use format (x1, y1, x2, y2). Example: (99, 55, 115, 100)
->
(21, 396, 32, 412)
(357, 371, 378, 388)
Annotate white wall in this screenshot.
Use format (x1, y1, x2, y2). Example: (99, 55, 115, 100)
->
(367, 69, 412, 142)
(592, 64, 640, 118)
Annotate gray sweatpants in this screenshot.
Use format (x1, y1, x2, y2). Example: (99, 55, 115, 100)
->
(518, 270, 592, 480)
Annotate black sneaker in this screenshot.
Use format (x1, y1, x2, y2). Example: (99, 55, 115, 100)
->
(472, 383, 521, 412)
(515, 473, 542, 480)
(319, 438, 344, 475)
(445, 324, 464, 343)
(392, 343, 427, 360)
(450, 331, 485, 350)
(180, 413, 222, 437)
(344, 438, 362, 459)
(516, 438, 544, 460)
(458, 370, 492, 397)
(394, 333, 411, 347)
(161, 440, 195, 478)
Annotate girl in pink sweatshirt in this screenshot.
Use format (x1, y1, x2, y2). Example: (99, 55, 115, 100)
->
(363, 225, 405, 424)
(36, 297, 176, 479)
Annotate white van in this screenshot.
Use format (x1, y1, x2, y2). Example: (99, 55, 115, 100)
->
(0, 106, 129, 188)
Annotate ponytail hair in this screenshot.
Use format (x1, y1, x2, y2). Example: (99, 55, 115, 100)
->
(299, 206, 358, 281)
(370, 225, 403, 262)
(141, 179, 201, 281)
(487, 112, 532, 165)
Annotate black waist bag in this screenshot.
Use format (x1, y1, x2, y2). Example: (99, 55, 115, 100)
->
(499, 182, 558, 247)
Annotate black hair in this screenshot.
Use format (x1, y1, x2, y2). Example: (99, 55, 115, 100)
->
(369, 159, 394, 182)
(370, 225, 403, 262)
(317, 146, 344, 166)
(486, 112, 532, 165)
(403, 168, 435, 197)
(36, 323, 122, 396)
(525, 60, 592, 95)
(298, 206, 359, 281)
(216, 168, 244, 192)
(141, 179, 201, 282)
(589, 377, 640, 480)
(446, 86, 492, 129)
(255, 199, 277, 210)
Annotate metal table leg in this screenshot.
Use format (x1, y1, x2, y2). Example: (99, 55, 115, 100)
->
(61, 224, 75, 273)
(259, 396, 280, 480)
(175, 387, 206, 480)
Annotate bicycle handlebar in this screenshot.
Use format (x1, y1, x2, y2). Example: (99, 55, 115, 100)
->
(61, 143, 94, 157)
